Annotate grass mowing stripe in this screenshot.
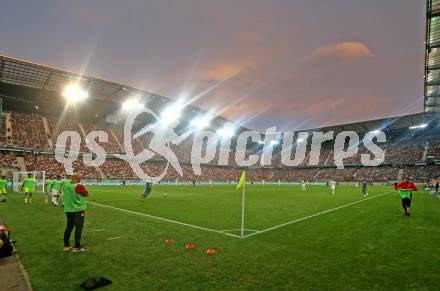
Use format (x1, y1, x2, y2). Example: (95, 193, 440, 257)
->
(243, 190, 394, 239)
(88, 201, 242, 239)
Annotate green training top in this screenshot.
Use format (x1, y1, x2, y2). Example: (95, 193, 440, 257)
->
(52, 180, 63, 191)
(23, 177, 36, 188)
(63, 181, 87, 212)
(45, 180, 54, 190)
(62, 178, 70, 189)
(0, 178, 7, 189)
(398, 189, 413, 199)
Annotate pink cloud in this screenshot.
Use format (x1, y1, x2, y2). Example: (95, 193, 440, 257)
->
(301, 41, 372, 69)
(196, 62, 244, 81)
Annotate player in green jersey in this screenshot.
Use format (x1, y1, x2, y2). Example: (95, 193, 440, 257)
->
(59, 176, 70, 206)
(0, 175, 7, 203)
(45, 175, 55, 205)
(51, 175, 63, 206)
(63, 173, 89, 252)
(21, 173, 36, 204)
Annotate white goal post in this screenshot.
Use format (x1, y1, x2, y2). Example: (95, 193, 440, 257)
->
(12, 171, 46, 192)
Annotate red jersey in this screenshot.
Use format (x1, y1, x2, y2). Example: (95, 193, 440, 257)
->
(395, 181, 417, 191)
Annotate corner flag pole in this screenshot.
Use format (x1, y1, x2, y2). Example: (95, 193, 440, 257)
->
(237, 170, 246, 238)
(240, 179, 246, 238)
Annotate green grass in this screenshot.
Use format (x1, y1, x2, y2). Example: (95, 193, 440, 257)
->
(1, 184, 440, 290)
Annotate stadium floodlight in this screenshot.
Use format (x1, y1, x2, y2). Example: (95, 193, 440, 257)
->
(160, 101, 184, 124)
(409, 123, 428, 130)
(217, 126, 235, 137)
(62, 84, 88, 104)
(122, 99, 141, 111)
(371, 130, 380, 134)
(190, 115, 211, 130)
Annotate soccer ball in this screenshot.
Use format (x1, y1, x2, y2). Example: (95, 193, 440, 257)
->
(163, 193, 168, 198)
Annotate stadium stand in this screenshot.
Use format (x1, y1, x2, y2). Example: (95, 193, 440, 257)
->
(10, 111, 48, 149)
(0, 108, 439, 184)
(0, 152, 19, 170)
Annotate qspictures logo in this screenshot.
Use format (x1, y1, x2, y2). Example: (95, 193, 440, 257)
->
(54, 107, 387, 182)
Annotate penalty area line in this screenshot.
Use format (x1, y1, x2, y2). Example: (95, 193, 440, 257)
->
(221, 228, 260, 233)
(243, 190, 394, 239)
(88, 201, 242, 239)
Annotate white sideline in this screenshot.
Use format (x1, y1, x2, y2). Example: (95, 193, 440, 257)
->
(93, 197, 139, 203)
(242, 190, 394, 239)
(88, 201, 242, 239)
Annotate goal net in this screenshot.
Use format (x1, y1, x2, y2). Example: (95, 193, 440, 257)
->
(12, 171, 46, 192)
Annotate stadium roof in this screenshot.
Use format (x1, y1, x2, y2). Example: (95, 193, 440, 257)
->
(425, 0, 440, 112)
(1, 55, 439, 136)
(303, 112, 440, 134)
(0, 55, 232, 129)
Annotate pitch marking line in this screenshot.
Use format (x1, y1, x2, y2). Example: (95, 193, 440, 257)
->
(221, 228, 260, 233)
(93, 198, 139, 203)
(89, 229, 105, 232)
(242, 190, 394, 239)
(107, 236, 124, 240)
(88, 201, 242, 239)
(92, 194, 202, 203)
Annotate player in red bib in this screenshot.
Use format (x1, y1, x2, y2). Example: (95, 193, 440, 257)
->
(395, 177, 417, 216)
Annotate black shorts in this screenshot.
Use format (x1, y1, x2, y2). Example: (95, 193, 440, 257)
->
(402, 198, 412, 208)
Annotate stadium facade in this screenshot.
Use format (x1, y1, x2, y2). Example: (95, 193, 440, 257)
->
(425, 0, 440, 112)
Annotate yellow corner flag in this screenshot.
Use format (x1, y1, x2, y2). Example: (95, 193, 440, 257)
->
(237, 171, 246, 189)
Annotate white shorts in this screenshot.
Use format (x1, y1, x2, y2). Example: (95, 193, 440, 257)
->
(51, 190, 59, 197)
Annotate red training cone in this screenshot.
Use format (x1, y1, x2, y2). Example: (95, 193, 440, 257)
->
(206, 248, 217, 255)
(185, 243, 196, 249)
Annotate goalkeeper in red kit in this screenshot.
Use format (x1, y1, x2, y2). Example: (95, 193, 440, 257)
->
(395, 177, 417, 216)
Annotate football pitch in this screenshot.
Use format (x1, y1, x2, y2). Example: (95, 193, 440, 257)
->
(1, 184, 440, 290)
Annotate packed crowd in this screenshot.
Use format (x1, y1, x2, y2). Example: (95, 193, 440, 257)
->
(0, 150, 438, 182)
(0, 152, 19, 170)
(0, 110, 436, 165)
(384, 143, 425, 164)
(427, 140, 440, 160)
(1, 110, 440, 182)
(24, 155, 101, 179)
(9, 111, 49, 149)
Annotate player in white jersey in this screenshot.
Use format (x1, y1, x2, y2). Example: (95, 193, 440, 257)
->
(301, 180, 307, 192)
(329, 180, 336, 194)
